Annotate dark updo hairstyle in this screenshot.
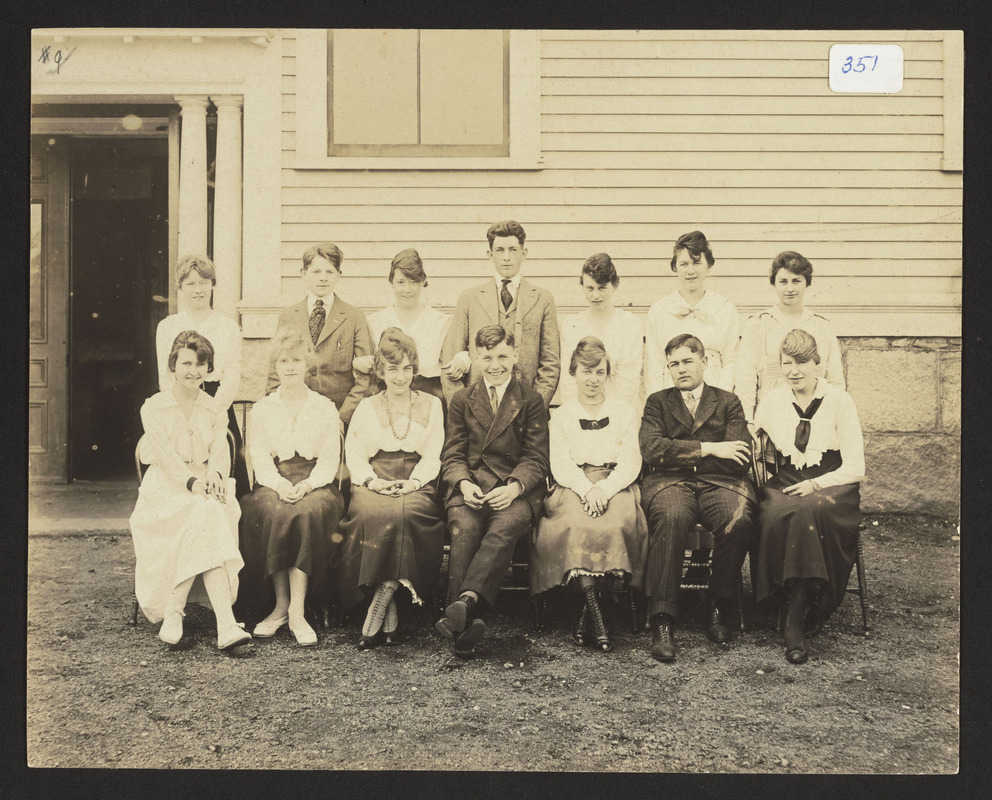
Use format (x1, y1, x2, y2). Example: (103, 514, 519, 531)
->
(664, 333, 706, 359)
(374, 327, 420, 376)
(475, 323, 514, 350)
(486, 220, 527, 249)
(580, 253, 619, 288)
(569, 336, 611, 377)
(769, 250, 813, 286)
(670, 230, 715, 272)
(389, 248, 428, 287)
(780, 329, 821, 365)
(175, 254, 217, 291)
(168, 329, 215, 373)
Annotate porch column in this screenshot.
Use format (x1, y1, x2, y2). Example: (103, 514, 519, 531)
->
(174, 95, 210, 268)
(211, 95, 244, 320)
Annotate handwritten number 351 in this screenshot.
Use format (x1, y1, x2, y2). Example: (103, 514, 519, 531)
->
(842, 55, 879, 74)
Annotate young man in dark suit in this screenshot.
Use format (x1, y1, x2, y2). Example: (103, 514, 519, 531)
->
(436, 324, 550, 657)
(639, 333, 756, 663)
(268, 243, 373, 427)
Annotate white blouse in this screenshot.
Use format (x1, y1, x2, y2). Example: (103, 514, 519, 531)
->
(247, 387, 341, 491)
(644, 289, 739, 395)
(549, 396, 643, 502)
(345, 391, 445, 488)
(735, 306, 845, 423)
(367, 304, 451, 379)
(755, 379, 865, 489)
(557, 309, 644, 407)
(156, 311, 243, 413)
(139, 389, 230, 487)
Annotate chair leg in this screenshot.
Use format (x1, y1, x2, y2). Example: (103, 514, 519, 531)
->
(628, 586, 638, 633)
(736, 573, 746, 632)
(129, 597, 139, 626)
(531, 596, 544, 629)
(855, 535, 870, 633)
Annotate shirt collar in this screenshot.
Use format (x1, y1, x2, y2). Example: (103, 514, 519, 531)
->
(493, 272, 522, 292)
(307, 292, 335, 316)
(680, 381, 706, 402)
(483, 376, 512, 406)
(770, 304, 813, 326)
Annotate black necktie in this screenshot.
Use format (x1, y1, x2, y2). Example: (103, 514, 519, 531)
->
(500, 279, 513, 311)
(792, 396, 824, 453)
(309, 299, 325, 345)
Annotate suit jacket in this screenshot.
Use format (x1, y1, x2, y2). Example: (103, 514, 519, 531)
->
(638, 383, 756, 506)
(440, 278, 560, 406)
(441, 376, 550, 518)
(267, 295, 373, 425)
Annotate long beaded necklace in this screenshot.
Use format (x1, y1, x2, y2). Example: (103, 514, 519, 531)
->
(385, 391, 413, 440)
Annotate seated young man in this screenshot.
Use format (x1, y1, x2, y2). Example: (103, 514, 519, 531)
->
(436, 324, 550, 657)
(639, 333, 756, 663)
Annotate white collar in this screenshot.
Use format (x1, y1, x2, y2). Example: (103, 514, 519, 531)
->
(493, 273, 522, 292)
(483, 377, 512, 406)
(307, 292, 335, 316)
(680, 381, 706, 402)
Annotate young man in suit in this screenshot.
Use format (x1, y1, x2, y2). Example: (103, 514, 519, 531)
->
(639, 333, 756, 663)
(268, 243, 373, 427)
(436, 324, 550, 657)
(440, 220, 560, 407)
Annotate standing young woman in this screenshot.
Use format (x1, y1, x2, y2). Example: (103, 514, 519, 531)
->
(130, 330, 250, 650)
(155, 255, 249, 497)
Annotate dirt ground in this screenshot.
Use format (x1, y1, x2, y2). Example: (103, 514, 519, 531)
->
(25, 514, 958, 773)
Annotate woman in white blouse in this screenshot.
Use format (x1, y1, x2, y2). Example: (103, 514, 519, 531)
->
(753, 329, 865, 665)
(353, 248, 450, 403)
(239, 329, 345, 647)
(155, 255, 249, 497)
(557, 253, 644, 408)
(338, 328, 446, 649)
(531, 337, 649, 652)
(735, 250, 845, 426)
(644, 231, 739, 395)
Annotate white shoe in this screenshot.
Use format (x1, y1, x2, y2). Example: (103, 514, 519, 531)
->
(217, 622, 252, 650)
(158, 610, 185, 645)
(253, 614, 289, 638)
(290, 619, 318, 647)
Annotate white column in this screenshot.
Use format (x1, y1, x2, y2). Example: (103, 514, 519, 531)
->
(174, 95, 209, 265)
(211, 95, 244, 320)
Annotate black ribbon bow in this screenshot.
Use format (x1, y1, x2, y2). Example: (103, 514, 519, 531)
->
(792, 397, 824, 453)
(579, 417, 610, 430)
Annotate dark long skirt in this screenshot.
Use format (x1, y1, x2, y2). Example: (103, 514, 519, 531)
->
(530, 464, 649, 596)
(338, 450, 445, 609)
(754, 451, 861, 620)
(237, 455, 345, 618)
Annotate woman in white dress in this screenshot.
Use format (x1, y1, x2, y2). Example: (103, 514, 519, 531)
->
(735, 250, 845, 427)
(155, 255, 249, 497)
(353, 248, 450, 403)
(644, 231, 740, 395)
(557, 253, 644, 408)
(531, 337, 648, 652)
(239, 329, 345, 647)
(129, 330, 250, 650)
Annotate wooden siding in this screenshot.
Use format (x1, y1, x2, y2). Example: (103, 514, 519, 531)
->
(276, 30, 961, 335)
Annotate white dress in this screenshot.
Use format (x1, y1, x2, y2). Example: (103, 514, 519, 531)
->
(129, 390, 243, 623)
(557, 309, 644, 408)
(155, 311, 243, 413)
(644, 289, 739, 395)
(366, 304, 450, 379)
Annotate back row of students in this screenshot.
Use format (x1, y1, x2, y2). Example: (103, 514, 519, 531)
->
(133, 221, 863, 666)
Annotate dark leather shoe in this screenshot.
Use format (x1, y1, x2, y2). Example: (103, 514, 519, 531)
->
(650, 615, 676, 662)
(785, 639, 809, 664)
(706, 603, 733, 644)
(454, 619, 486, 658)
(444, 594, 477, 634)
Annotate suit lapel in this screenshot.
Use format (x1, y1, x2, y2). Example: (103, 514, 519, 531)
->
(516, 279, 538, 320)
(467, 379, 496, 431)
(316, 295, 347, 347)
(665, 389, 694, 433)
(692, 384, 718, 433)
(473, 283, 498, 325)
(484, 377, 522, 448)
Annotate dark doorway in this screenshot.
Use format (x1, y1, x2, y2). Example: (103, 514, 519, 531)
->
(69, 138, 170, 480)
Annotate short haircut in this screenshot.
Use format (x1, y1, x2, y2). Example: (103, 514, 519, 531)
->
(302, 243, 343, 273)
(475, 323, 514, 350)
(486, 220, 527, 249)
(569, 336, 611, 376)
(670, 230, 715, 272)
(580, 252, 619, 288)
(168, 329, 215, 373)
(269, 327, 317, 371)
(374, 326, 420, 376)
(770, 250, 813, 286)
(664, 333, 706, 359)
(175, 254, 217, 290)
(780, 328, 821, 365)
(389, 248, 428, 287)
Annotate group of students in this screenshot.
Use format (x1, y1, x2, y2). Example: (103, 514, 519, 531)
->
(129, 221, 865, 667)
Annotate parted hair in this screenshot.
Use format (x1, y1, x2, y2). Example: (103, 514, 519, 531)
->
(302, 242, 343, 272)
(770, 250, 814, 286)
(269, 327, 317, 370)
(168, 329, 215, 373)
(374, 327, 419, 376)
(664, 333, 706, 359)
(580, 253, 619, 288)
(780, 329, 821, 365)
(486, 220, 527, 249)
(175, 254, 217, 290)
(569, 336, 611, 376)
(475, 323, 514, 350)
(670, 230, 715, 272)
(389, 248, 428, 287)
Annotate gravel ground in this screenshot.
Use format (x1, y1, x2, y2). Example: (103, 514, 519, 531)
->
(25, 514, 958, 773)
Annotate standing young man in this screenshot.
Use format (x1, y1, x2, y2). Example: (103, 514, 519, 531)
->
(268, 243, 373, 427)
(440, 220, 560, 407)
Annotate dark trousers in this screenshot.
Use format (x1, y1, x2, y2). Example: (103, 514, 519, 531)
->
(446, 499, 533, 608)
(643, 478, 755, 621)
